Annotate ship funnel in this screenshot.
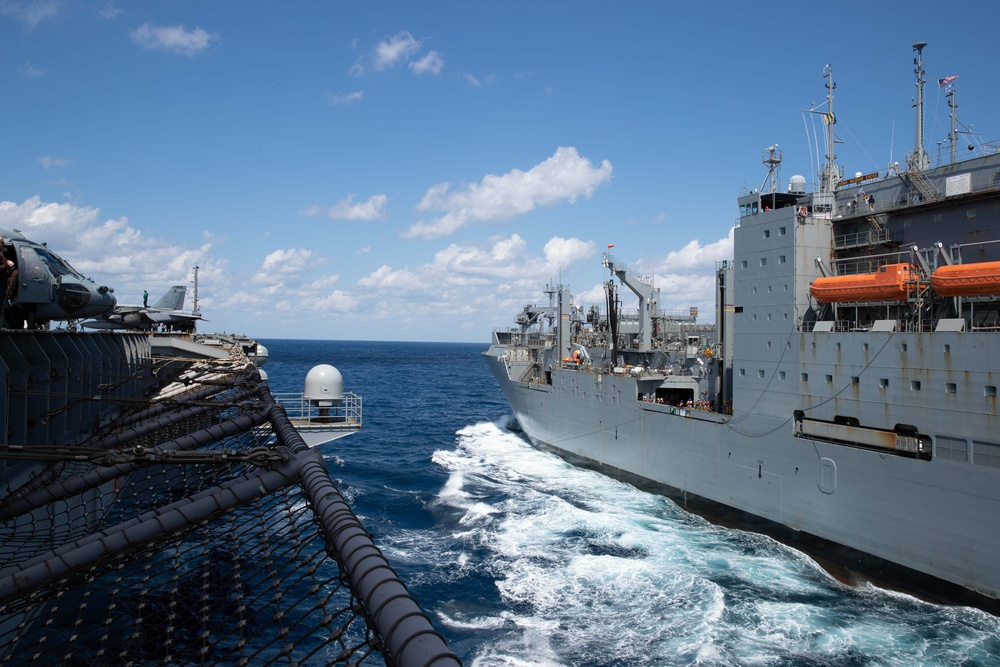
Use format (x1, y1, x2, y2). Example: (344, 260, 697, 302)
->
(304, 364, 344, 408)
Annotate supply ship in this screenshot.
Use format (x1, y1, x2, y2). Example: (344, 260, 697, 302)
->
(485, 43, 1000, 611)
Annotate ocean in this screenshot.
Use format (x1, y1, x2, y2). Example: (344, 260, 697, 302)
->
(261, 339, 1000, 666)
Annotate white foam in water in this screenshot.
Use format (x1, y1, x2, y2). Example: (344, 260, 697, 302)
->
(428, 420, 1000, 666)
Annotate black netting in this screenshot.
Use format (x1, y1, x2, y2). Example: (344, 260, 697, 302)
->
(0, 341, 459, 667)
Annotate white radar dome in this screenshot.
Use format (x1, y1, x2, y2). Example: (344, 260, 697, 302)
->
(304, 364, 344, 407)
(788, 175, 807, 195)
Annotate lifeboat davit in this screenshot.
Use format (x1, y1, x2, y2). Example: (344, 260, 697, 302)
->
(930, 261, 1000, 297)
(810, 263, 923, 304)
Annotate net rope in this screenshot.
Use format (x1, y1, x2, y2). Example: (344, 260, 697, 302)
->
(0, 341, 459, 667)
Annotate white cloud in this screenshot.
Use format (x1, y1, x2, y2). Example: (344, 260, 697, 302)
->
(96, 1, 119, 19)
(374, 31, 421, 70)
(332, 194, 386, 221)
(301, 194, 387, 221)
(308, 274, 340, 290)
(409, 51, 444, 75)
(328, 90, 363, 106)
(0, 0, 60, 30)
(358, 31, 444, 79)
(22, 61, 46, 78)
(464, 73, 481, 87)
(357, 233, 592, 301)
(404, 146, 612, 239)
(257, 248, 314, 277)
(358, 264, 427, 290)
(38, 155, 71, 170)
(652, 227, 734, 273)
(130, 22, 217, 57)
(315, 290, 360, 312)
(544, 236, 595, 269)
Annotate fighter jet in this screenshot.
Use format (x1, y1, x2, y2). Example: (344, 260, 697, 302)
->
(82, 285, 203, 332)
(0, 227, 117, 329)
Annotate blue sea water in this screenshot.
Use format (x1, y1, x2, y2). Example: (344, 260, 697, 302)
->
(262, 339, 1000, 666)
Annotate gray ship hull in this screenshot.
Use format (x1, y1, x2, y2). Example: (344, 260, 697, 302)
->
(485, 346, 1000, 609)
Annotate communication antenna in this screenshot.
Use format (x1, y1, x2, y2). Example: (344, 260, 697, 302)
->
(192, 265, 200, 313)
(911, 41, 928, 170)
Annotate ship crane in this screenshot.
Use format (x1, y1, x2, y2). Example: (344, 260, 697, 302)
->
(603, 253, 659, 351)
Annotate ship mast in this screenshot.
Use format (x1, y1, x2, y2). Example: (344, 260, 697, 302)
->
(820, 65, 838, 194)
(911, 41, 928, 170)
(947, 82, 957, 165)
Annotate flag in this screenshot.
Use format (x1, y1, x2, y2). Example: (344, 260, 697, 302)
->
(608, 244, 614, 248)
(822, 112, 836, 125)
(858, 188, 866, 198)
(938, 75, 958, 88)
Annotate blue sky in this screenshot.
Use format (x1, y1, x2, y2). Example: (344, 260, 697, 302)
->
(1, 1, 997, 342)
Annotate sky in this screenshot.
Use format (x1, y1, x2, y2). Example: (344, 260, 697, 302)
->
(1, 0, 998, 342)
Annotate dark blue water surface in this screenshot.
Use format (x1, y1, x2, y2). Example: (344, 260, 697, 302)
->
(262, 339, 1000, 666)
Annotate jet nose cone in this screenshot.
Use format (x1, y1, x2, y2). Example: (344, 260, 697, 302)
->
(86, 285, 117, 315)
(58, 281, 117, 317)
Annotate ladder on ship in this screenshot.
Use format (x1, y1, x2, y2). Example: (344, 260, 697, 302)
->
(906, 167, 938, 203)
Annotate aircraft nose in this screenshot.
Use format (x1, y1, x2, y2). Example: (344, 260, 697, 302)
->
(56, 281, 117, 316)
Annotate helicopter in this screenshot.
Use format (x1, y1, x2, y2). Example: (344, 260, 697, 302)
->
(0, 227, 117, 329)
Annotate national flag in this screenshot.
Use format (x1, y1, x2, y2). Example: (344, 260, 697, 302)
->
(938, 75, 958, 88)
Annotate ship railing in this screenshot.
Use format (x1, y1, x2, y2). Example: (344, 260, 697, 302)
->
(834, 228, 892, 251)
(493, 329, 553, 347)
(832, 257, 891, 276)
(272, 391, 363, 429)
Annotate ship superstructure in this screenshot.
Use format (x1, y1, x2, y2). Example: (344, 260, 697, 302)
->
(485, 43, 1000, 611)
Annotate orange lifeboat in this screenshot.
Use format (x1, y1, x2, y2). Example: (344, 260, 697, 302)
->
(930, 262, 1000, 297)
(810, 263, 923, 304)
